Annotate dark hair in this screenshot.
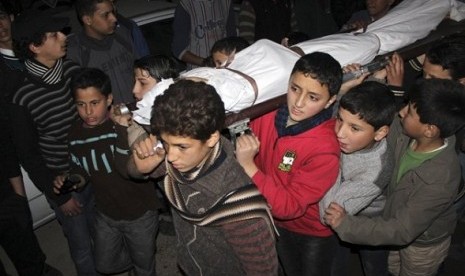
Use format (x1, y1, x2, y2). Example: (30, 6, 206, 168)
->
(70, 67, 112, 98)
(0, 0, 22, 16)
(75, 0, 107, 22)
(286, 31, 310, 47)
(150, 79, 225, 141)
(407, 79, 465, 138)
(426, 34, 465, 81)
(134, 55, 179, 82)
(291, 52, 342, 96)
(13, 33, 46, 60)
(202, 55, 216, 67)
(340, 81, 396, 130)
(210, 36, 250, 55)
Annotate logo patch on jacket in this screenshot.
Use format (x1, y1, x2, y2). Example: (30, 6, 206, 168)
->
(278, 151, 296, 172)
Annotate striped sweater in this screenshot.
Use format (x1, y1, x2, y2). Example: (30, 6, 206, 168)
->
(10, 58, 80, 205)
(138, 137, 278, 275)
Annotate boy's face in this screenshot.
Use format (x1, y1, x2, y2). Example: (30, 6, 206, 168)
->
(31, 31, 67, 62)
(0, 13, 12, 46)
(212, 50, 233, 68)
(160, 131, 220, 173)
(335, 107, 388, 154)
(133, 68, 157, 101)
(399, 103, 425, 139)
(366, 0, 393, 20)
(75, 87, 113, 128)
(286, 71, 335, 122)
(83, 1, 117, 39)
(423, 57, 452, 80)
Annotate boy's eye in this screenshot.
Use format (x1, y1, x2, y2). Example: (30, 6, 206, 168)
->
(76, 102, 85, 107)
(289, 85, 298, 93)
(351, 126, 361, 132)
(308, 94, 318, 101)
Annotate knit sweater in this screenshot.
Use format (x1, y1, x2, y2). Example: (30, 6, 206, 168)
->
(319, 139, 393, 222)
(129, 137, 278, 275)
(68, 119, 160, 220)
(9, 59, 80, 205)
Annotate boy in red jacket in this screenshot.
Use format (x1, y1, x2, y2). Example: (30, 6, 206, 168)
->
(236, 52, 342, 276)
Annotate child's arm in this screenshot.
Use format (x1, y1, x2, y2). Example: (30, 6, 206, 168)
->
(385, 53, 404, 87)
(221, 218, 278, 275)
(236, 133, 339, 220)
(325, 167, 459, 246)
(324, 202, 346, 228)
(319, 176, 385, 220)
(319, 150, 393, 221)
(235, 134, 260, 177)
(112, 123, 133, 179)
(127, 135, 166, 179)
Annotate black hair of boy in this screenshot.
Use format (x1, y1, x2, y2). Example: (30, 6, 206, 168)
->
(70, 68, 112, 98)
(426, 33, 465, 81)
(210, 36, 250, 55)
(340, 81, 396, 130)
(286, 31, 310, 47)
(134, 55, 180, 82)
(75, 0, 104, 24)
(12, 20, 46, 60)
(151, 79, 225, 141)
(292, 52, 342, 97)
(202, 55, 216, 67)
(408, 78, 465, 138)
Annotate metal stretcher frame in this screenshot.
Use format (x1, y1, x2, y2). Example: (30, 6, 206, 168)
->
(224, 18, 465, 129)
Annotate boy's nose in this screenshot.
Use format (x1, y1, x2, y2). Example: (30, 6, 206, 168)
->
(109, 12, 117, 23)
(295, 93, 305, 107)
(336, 125, 346, 138)
(166, 150, 177, 163)
(86, 106, 93, 115)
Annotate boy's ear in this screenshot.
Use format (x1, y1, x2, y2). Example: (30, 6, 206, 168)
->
(206, 131, 220, 148)
(374, 125, 389, 141)
(106, 94, 113, 107)
(29, 43, 40, 55)
(82, 15, 92, 26)
(325, 95, 337, 109)
(424, 124, 440, 139)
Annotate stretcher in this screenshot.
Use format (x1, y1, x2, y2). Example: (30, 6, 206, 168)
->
(225, 16, 465, 132)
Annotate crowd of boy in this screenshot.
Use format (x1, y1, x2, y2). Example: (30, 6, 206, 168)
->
(2, 1, 465, 276)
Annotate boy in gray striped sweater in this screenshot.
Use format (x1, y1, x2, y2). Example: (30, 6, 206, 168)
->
(128, 80, 278, 276)
(319, 81, 397, 276)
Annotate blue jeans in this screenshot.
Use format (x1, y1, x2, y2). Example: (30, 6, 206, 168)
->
(52, 184, 97, 276)
(331, 240, 389, 276)
(277, 226, 338, 276)
(93, 210, 159, 276)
